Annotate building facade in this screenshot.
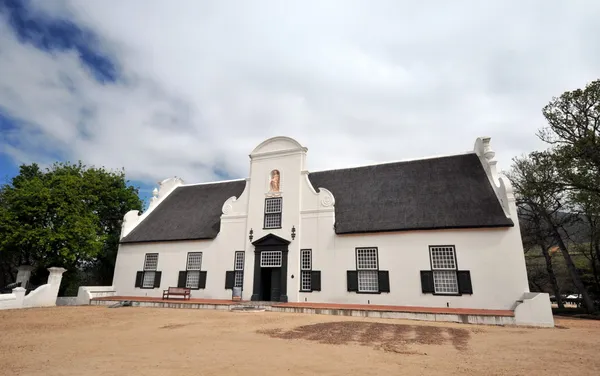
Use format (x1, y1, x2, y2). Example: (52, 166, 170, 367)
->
(113, 136, 538, 312)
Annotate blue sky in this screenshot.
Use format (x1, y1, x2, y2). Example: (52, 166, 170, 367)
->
(0, 0, 231, 204)
(1, 0, 600, 208)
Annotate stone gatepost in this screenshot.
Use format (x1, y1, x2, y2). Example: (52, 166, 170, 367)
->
(47, 267, 67, 298)
(15, 265, 34, 288)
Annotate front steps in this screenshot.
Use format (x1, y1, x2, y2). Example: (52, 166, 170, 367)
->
(90, 296, 521, 326)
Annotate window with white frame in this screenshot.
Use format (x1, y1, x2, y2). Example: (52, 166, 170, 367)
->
(430, 246, 459, 294)
(142, 253, 158, 288)
(260, 251, 282, 267)
(186, 252, 202, 289)
(264, 197, 282, 229)
(356, 248, 379, 292)
(234, 251, 244, 288)
(300, 249, 312, 291)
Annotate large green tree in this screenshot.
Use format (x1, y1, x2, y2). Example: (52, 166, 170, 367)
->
(0, 162, 142, 293)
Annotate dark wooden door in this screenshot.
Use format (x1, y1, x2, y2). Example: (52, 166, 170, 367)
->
(270, 268, 281, 302)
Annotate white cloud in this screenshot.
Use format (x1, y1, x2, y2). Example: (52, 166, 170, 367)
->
(2, 0, 600, 184)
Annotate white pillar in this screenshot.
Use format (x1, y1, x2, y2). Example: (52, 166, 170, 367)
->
(15, 265, 34, 287)
(47, 267, 67, 298)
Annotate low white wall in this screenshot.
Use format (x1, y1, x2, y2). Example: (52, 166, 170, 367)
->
(76, 286, 116, 305)
(0, 267, 66, 310)
(0, 288, 26, 310)
(514, 292, 555, 327)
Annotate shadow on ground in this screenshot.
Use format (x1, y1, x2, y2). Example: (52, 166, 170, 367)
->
(258, 321, 471, 354)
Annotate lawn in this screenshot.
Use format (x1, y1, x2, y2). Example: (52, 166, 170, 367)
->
(1, 306, 599, 376)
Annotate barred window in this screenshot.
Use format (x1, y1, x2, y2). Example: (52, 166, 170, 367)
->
(300, 249, 312, 292)
(356, 248, 378, 292)
(234, 252, 244, 271)
(358, 270, 378, 292)
(186, 271, 200, 289)
(183, 253, 203, 289)
(234, 271, 244, 288)
(187, 252, 202, 270)
(356, 248, 378, 270)
(142, 271, 155, 288)
(260, 251, 282, 267)
(430, 246, 458, 294)
(234, 251, 245, 288)
(144, 253, 158, 271)
(142, 253, 158, 288)
(430, 246, 456, 270)
(264, 197, 282, 229)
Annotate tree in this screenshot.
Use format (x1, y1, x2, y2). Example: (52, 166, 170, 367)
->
(508, 152, 596, 312)
(539, 79, 600, 196)
(0, 162, 142, 294)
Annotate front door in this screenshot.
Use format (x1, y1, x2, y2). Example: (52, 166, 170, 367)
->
(251, 233, 290, 303)
(260, 267, 282, 301)
(270, 268, 281, 301)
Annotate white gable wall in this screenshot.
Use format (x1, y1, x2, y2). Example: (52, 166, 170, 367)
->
(112, 136, 531, 311)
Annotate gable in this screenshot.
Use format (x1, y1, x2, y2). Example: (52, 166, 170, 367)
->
(308, 153, 513, 234)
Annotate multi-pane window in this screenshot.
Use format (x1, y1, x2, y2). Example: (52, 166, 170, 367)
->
(430, 246, 459, 294)
(260, 251, 282, 267)
(356, 248, 378, 292)
(186, 252, 202, 289)
(300, 249, 312, 292)
(234, 251, 244, 288)
(142, 253, 158, 288)
(135, 253, 161, 289)
(264, 197, 282, 229)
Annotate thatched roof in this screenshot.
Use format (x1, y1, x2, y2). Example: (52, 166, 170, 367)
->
(121, 153, 512, 244)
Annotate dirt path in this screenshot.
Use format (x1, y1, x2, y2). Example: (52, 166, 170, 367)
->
(0, 306, 598, 376)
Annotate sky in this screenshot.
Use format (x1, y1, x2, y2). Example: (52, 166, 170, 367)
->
(1, 0, 600, 204)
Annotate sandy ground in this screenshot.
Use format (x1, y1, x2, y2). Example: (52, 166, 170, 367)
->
(0, 306, 599, 376)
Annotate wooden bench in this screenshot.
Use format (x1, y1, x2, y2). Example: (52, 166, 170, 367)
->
(162, 287, 191, 300)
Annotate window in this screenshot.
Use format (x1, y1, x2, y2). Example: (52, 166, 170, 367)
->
(300, 249, 312, 291)
(299, 249, 321, 292)
(186, 252, 202, 289)
(356, 248, 379, 292)
(347, 247, 389, 294)
(260, 251, 282, 267)
(420, 245, 472, 295)
(264, 197, 282, 229)
(177, 252, 207, 290)
(234, 251, 244, 288)
(143, 253, 158, 288)
(430, 246, 458, 294)
(135, 253, 161, 289)
(225, 251, 246, 291)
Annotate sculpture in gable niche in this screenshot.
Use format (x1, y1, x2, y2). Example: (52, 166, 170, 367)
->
(269, 169, 280, 192)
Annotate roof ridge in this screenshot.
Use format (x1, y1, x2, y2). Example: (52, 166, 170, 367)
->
(181, 178, 246, 187)
(308, 150, 476, 174)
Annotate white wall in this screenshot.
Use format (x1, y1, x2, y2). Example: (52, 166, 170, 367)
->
(113, 136, 533, 313)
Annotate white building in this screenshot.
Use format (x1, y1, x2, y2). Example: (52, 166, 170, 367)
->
(111, 136, 552, 325)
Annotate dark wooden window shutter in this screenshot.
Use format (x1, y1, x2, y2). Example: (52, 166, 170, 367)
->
(347, 271, 358, 292)
(378, 271, 390, 293)
(311, 271, 321, 291)
(457, 270, 473, 294)
(420, 271, 434, 293)
(153, 271, 162, 288)
(225, 271, 235, 289)
(199, 271, 208, 289)
(177, 271, 187, 288)
(135, 271, 143, 288)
